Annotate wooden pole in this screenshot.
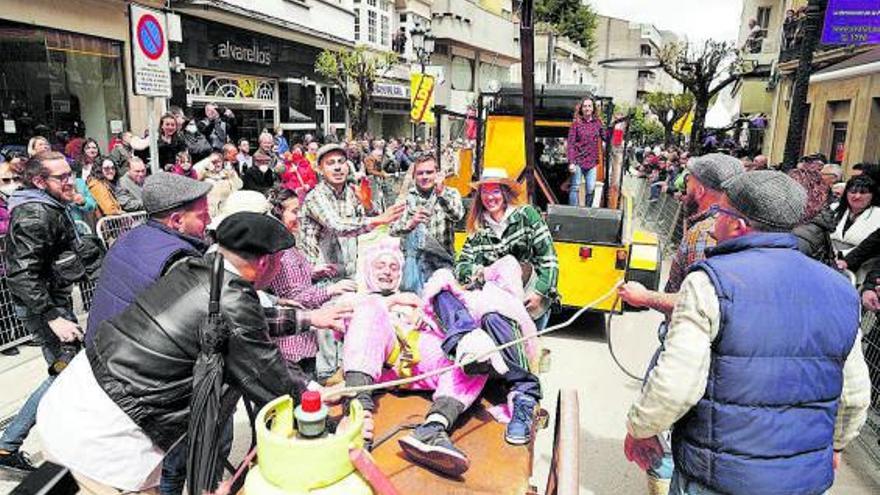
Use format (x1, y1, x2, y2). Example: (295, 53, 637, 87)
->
(520, 0, 537, 202)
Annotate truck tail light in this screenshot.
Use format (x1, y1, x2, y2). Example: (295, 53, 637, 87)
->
(579, 246, 592, 259)
(616, 249, 628, 270)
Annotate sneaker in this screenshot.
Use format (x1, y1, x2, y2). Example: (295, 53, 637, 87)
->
(505, 394, 538, 445)
(399, 423, 470, 477)
(0, 450, 37, 473)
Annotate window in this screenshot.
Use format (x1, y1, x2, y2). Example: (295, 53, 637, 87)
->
(367, 0, 376, 6)
(400, 13, 407, 23)
(368, 10, 377, 43)
(451, 56, 474, 91)
(354, 8, 360, 41)
(756, 6, 771, 29)
(381, 15, 390, 47)
(640, 44, 652, 57)
(381, 0, 391, 12)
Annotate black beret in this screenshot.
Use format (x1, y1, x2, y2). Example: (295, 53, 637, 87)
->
(215, 212, 294, 256)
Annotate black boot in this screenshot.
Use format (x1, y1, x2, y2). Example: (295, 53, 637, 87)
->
(344, 371, 375, 450)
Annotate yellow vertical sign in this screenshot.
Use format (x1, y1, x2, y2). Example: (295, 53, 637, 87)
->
(410, 73, 435, 124)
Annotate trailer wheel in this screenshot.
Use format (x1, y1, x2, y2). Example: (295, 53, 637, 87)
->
(543, 389, 579, 495)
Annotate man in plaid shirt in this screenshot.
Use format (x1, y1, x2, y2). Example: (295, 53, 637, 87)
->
(299, 144, 404, 280)
(390, 154, 464, 255)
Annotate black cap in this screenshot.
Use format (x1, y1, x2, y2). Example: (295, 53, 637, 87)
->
(215, 212, 294, 256)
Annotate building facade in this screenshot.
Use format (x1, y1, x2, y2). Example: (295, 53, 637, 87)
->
(763, 0, 877, 170)
(169, 0, 355, 143)
(0, 0, 167, 153)
(591, 16, 682, 105)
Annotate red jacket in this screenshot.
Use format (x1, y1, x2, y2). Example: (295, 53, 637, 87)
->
(280, 152, 317, 195)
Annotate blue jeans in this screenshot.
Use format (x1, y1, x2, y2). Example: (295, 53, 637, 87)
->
(669, 471, 724, 495)
(0, 304, 72, 453)
(568, 166, 582, 206)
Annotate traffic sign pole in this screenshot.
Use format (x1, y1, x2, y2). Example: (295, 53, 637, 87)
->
(148, 98, 159, 174)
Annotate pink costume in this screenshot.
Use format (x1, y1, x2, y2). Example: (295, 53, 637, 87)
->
(342, 237, 539, 409)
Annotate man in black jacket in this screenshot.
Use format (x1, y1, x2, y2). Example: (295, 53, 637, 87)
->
(36, 213, 316, 493)
(0, 151, 82, 473)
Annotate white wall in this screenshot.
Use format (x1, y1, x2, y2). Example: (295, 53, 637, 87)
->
(223, 0, 355, 44)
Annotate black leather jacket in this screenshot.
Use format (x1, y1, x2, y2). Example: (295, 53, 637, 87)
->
(87, 254, 308, 451)
(5, 189, 78, 319)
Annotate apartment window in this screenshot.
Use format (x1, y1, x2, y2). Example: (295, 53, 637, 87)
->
(381, 15, 390, 46)
(367, 0, 376, 6)
(400, 13, 407, 23)
(640, 44, 652, 57)
(451, 56, 474, 91)
(368, 10, 377, 43)
(381, 0, 391, 12)
(756, 6, 771, 29)
(354, 8, 360, 41)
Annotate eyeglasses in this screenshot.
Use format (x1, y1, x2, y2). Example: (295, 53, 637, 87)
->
(46, 173, 74, 184)
(0, 176, 20, 184)
(708, 204, 750, 225)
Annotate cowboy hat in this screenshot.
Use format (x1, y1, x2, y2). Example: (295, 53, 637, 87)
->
(470, 167, 521, 191)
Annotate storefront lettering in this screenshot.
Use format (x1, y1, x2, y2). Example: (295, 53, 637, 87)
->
(214, 40, 271, 66)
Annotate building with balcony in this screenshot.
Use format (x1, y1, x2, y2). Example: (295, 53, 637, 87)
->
(591, 15, 682, 106)
(762, 0, 877, 169)
(510, 27, 596, 90)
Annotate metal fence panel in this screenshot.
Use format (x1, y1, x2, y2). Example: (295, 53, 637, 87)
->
(96, 211, 148, 249)
(0, 238, 28, 352)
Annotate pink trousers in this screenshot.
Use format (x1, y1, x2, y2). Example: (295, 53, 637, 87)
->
(342, 296, 486, 410)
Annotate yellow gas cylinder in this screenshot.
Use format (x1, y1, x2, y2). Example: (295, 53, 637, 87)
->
(243, 395, 373, 495)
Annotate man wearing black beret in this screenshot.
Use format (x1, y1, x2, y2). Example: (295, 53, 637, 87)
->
(35, 212, 328, 494)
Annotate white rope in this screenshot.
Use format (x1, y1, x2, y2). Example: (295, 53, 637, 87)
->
(324, 279, 626, 399)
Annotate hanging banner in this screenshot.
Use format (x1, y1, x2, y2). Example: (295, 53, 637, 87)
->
(410, 73, 436, 125)
(821, 0, 880, 45)
(129, 3, 172, 97)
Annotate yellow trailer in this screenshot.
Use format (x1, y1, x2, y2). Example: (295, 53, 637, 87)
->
(447, 85, 662, 314)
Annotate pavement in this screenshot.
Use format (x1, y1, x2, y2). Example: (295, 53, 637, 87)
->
(1, 305, 879, 493)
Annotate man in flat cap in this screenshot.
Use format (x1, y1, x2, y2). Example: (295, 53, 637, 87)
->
(624, 171, 871, 495)
(618, 155, 745, 491)
(37, 212, 320, 494)
(85, 171, 213, 345)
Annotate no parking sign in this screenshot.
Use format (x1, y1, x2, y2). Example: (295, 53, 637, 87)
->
(130, 4, 171, 97)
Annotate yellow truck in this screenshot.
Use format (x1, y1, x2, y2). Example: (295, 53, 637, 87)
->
(447, 84, 662, 313)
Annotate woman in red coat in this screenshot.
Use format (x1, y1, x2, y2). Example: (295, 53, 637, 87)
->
(279, 148, 318, 197)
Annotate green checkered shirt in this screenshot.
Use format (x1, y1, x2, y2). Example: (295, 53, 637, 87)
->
(454, 205, 559, 297)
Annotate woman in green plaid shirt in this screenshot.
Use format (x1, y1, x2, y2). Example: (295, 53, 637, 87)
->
(455, 168, 558, 330)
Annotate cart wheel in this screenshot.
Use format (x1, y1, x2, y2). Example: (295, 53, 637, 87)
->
(543, 389, 579, 495)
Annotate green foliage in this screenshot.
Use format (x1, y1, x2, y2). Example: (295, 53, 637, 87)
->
(617, 104, 664, 146)
(535, 0, 598, 57)
(643, 91, 694, 144)
(315, 46, 398, 137)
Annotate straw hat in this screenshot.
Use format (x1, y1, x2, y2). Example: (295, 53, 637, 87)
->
(470, 167, 521, 191)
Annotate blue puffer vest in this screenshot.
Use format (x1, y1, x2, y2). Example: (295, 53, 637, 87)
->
(85, 221, 205, 345)
(673, 233, 859, 495)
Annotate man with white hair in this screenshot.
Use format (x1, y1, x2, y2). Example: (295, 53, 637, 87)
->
(821, 163, 843, 188)
(116, 157, 147, 212)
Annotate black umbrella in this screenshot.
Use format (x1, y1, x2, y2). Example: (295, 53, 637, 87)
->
(186, 252, 229, 495)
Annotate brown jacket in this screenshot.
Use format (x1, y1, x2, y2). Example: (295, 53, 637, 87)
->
(87, 178, 122, 217)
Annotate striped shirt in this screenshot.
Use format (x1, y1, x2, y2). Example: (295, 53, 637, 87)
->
(299, 181, 370, 278)
(454, 205, 558, 297)
(664, 209, 717, 293)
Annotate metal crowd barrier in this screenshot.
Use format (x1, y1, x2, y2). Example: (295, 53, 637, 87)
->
(858, 311, 880, 464)
(627, 176, 684, 257)
(0, 212, 147, 352)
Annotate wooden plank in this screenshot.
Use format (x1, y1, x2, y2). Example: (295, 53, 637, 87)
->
(369, 393, 533, 495)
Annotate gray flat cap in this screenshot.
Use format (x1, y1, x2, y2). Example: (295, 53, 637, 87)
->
(722, 170, 807, 231)
(688, 153, 745, 191)
(316, 143, 346, 165)
(143, 171, 213, 215)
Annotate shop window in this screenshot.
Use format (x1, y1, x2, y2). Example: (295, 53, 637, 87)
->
(830, 122, 847, 164)
(452, 57, 474, 91)
(368, 11, 377, 43)
(381, 15, 390, 47)
(354, 8, 361, 41)
(0, 22, 126, 152)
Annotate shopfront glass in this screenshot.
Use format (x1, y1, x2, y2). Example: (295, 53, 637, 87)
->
(0, 20, 126, 154)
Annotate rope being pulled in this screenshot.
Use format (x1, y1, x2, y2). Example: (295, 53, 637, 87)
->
(324, 280, 626, 399)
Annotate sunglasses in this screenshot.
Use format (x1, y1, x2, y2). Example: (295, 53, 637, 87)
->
(708, 204, 750, 225)
(1, 176, 20, 184)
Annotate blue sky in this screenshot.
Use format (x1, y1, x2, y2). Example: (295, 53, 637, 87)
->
(588, 0, 744, 43)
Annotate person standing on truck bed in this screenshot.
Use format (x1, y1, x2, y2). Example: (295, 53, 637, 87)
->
(566, 96, 604, 207)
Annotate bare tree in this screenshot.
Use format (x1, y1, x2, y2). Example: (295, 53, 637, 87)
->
(315, 47, 398, 138)
(643, 91, 695, 146)
(658, 40, 749, 154)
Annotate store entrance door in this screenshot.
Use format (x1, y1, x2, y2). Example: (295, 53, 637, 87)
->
(233, 107, 275, 144)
